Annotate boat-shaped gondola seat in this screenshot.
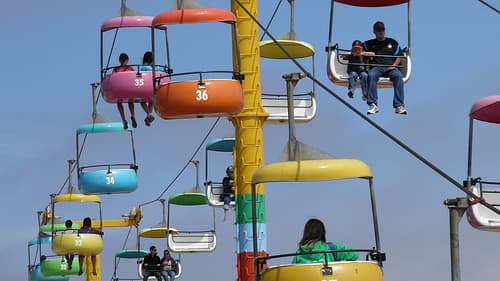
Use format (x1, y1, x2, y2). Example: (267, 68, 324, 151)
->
(30, 264, 69, 281)
(467, 186, 500, 232)
(51, 232, 103, 256)
(77, 122, 138, 194)
(155, 79, 244, 119)
(327, 51, 411, 88)
(205, 181, 236, 208)
(260, 261, 383, 281)
(41, 258, 81, 276)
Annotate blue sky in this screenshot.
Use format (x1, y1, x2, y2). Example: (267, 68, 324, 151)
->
(1, 0, 499, 280)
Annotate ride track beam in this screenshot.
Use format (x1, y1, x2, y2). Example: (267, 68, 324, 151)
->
(232, 0, 500, 217)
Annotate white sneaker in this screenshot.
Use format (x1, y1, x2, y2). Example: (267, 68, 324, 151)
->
(367, 103, 379, 115)
(395, 106, 407, 115)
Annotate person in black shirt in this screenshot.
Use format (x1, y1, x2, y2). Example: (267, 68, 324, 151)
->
(342, 40, 374, 100)
(221, 165, 235, 222)
(363, 21, 407, 115)
(143, 246, 162, 281)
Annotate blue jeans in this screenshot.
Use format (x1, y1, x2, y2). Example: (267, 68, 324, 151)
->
(348, 71, 368, 97)
(367, 67, 405, 108)
(161, 270, 176, 281)
(143, 271, 162, 281)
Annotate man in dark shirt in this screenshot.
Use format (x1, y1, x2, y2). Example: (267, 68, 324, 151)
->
(363, 21, 407, 115)
(143, 246, 162, 281)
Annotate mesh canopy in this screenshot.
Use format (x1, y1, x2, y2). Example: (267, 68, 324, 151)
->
(279, 140, 336, 161)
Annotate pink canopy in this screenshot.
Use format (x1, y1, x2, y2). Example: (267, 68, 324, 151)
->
(335, 0, 409, 7)
(101, 16, 166, 32)
(470, 95, 500, 123)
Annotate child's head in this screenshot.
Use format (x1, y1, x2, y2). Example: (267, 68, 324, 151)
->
(118, 53, 129, 65)
(65, 219, 73, 229)
(351, 40, 363, 55)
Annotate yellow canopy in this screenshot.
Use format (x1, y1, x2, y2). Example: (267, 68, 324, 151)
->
(251, 159, 371, 184)
(260, 40, 315, 59)
(53, 193, 101, 203)
(139, 227, 179, 238)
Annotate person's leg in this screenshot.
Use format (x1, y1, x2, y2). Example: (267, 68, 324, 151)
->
(78, 255, 85, 275)
(91, 255, 97, 274)
(223, 196, 230, 221)
(154, 272, 163, 281)
(367, 67, 384, 106)
(117, 103, 128, 129)
(388, 68, 405, 108)
(168, 270, 176, 281)
(140, 102, 150, 115)
(128, 102, 137, 128)
(142, 271, 150, 281)
(161, 271, 168, 281)
(347, 72, 358, 98)
(359, 71, 368, 100)
(144, 101, 155, 126)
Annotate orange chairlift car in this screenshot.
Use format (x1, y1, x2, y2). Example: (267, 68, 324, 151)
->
(151, 7, 244, 119)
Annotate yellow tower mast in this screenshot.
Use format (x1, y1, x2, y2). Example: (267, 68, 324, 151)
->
(230, 1, 268, 281)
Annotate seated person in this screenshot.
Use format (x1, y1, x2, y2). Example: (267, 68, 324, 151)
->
(292, 218, 358, 264)
(140, 51, 165, 72)
(77, 217, 99, 275)
(160, 249, 177, 281)
(63, 220, 76, 270)
(220, 165, 235, 222)
(142, 246, 162, 281)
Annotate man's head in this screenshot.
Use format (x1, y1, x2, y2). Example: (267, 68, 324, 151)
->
(150, 246, 157, 255)
(373, 21, 386, 40)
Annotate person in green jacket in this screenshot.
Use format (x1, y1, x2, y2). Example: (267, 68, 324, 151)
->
(291, 218, 358, 264)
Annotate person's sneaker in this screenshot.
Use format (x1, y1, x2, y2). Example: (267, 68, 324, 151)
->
(347, 89, 354, 99)
(367, 103, 379, 115)
(395, 106, 408, 115)
(144, 116, 151, 127)
(122, 120, 128, 130)
(147, 115, 155, 124)
(131, 116, 138, 128)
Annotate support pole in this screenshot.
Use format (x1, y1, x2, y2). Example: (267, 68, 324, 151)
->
(282, 72, 305, 160)
(443, 197, 468, 281)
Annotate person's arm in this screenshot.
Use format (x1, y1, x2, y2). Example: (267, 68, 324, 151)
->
(361, 51, 375, 57)
(334, 243, 359, 261)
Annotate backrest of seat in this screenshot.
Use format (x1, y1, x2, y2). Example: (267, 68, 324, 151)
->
(168, 231, 217, 253)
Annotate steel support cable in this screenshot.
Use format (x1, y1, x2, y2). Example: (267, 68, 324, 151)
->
(478, 0, 500, 13)
(110, 226, 133, 281)
(97, 26, 121, 105)
(139, 117, 222, 207)
(232, 0, 500, 216)
(54, 25, 125, 195)
(54, 135, 90, 195)
(259, 0, 283, 41)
